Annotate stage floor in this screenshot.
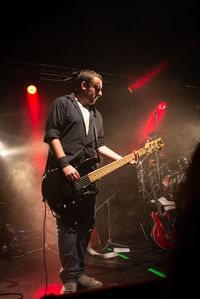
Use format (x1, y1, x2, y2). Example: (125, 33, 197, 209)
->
(0, 233, 169, 299)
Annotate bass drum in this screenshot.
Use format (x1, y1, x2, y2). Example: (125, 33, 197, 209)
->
(162, 171, 186, 197)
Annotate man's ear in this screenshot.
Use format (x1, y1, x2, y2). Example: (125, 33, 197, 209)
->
(81, 81, 87, 90)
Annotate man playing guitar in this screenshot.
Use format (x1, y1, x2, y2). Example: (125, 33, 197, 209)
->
(42, 70, 139, 294)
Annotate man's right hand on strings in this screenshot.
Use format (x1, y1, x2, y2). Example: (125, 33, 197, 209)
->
(62, 165, 80, 182)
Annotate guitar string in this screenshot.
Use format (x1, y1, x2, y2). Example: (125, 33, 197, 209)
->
(75, 175, 90, 190)
(75, 155, 131, 189)
(76, 155, 134, 189)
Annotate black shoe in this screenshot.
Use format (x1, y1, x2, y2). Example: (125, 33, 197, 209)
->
(60, 282, 77, 294)
(77, 275, 103, 289)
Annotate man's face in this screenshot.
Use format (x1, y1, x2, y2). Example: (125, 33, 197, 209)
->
(82, 76, 103, 106)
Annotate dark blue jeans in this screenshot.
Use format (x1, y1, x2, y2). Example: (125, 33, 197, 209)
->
(56, 195, 96, 283)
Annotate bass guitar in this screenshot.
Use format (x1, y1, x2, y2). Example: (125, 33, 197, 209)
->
(42, 138, 164, 215)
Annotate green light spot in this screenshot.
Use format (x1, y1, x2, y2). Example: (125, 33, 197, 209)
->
(107, 248, 129, 260)
(148, 268, 167, 278)
(117, 253, 129, 260)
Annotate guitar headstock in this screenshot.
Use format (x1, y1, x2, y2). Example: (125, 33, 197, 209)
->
(145, 137, 164, 153)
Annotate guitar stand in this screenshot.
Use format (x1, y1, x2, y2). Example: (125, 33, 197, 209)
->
(97, 192, 127, 251)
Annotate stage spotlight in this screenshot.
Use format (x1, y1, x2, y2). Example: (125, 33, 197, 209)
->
(158, 102, 167, 110)
(0, 142, 7, 157)
(27, 85, 37, 95)
(0, 149, 8, 157)
(128, 86, 134, 94)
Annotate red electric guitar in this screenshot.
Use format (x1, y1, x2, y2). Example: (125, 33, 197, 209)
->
(150, 187, 174, 250)
(151, 210, 174, 250)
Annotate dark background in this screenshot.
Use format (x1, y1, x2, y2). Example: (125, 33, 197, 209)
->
(0, 2, 199, 78)
(0, 2, 200, 243)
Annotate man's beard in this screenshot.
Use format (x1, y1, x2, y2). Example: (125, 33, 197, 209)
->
(89, 96, 98, 105)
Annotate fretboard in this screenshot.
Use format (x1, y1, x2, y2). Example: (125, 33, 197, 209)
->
(88, 146, 147, 183)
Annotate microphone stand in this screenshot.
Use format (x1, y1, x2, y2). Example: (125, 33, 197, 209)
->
(154, 108, 163, 196)
(96, 192, 127, 250)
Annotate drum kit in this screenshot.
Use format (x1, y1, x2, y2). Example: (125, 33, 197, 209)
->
(137, 149, 190, 204)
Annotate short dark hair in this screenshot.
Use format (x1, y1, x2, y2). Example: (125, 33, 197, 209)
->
(75, 69, 103, 91)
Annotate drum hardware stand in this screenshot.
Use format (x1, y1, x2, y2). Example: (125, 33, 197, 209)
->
(137, 153, 154, 240)
(97, 192, 127, 250)
(137, 153, 151, 202)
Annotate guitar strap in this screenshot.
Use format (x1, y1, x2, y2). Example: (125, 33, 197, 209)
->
(93, 117, 100, 163)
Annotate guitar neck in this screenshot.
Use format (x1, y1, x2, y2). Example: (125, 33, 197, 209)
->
(88, 147, 147, 183)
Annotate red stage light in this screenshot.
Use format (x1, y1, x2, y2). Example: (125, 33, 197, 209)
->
(128, 39, 198, 94)
(138, 102, 167, 144)
(128, 59, 170, 93)
(34, 284, 62, 298)
(158, 102, 167, 110)
(128, 86, 134, 94)
(27, 85, 37, 95)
